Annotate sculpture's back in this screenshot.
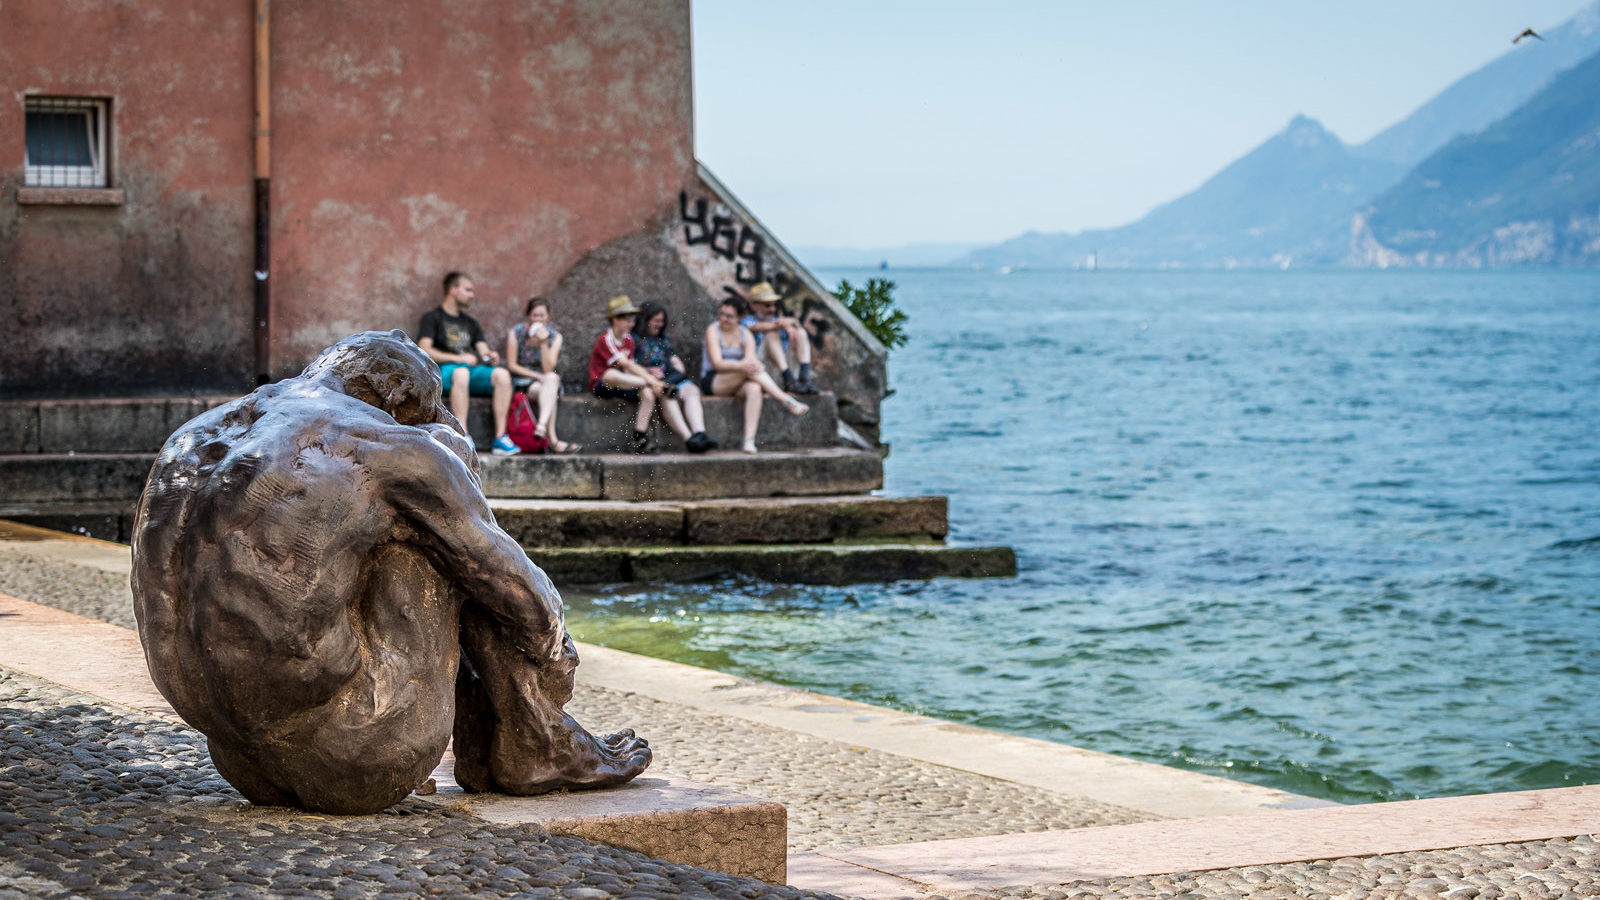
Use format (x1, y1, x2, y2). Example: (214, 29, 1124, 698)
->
(131, 331, 649, 815)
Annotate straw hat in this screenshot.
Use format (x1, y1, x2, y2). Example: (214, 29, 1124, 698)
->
(604, 294, 640, 319)
(746, 282, 780, 304)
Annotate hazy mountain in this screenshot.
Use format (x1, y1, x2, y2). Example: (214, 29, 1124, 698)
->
(965, 1, 1600, 270)
(1357, 2, 1600, 166)
(1351, 47, 1600, 266)
(968, 116, 1404, 269)
(794, 242, 980, 268)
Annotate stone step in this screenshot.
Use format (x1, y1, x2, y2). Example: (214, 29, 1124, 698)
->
(0, 393, 852, 456)
(465, 393, 843, 453)
(528, 543, 1018, 585)
(0, 447, 884, 505)
(1, 396, 233, 454)
(477, 448, 884, 501)
(489, 496, 949, 547)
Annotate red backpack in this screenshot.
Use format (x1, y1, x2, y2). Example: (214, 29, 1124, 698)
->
(505, 394, 549, 454)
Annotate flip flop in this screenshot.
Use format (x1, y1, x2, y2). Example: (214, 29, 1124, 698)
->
(551, 441, 582, 454)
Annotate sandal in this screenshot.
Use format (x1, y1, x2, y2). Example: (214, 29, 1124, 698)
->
(783, 398, 808, 416)
(550, 440, 582, 454)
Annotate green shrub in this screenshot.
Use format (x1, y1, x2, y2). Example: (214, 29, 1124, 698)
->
(833, 278, 908, 350)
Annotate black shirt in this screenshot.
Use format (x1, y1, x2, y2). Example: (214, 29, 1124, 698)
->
(418, 307, 486, 357)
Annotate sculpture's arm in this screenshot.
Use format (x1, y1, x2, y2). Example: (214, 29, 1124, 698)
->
(375, 429, 565, 662)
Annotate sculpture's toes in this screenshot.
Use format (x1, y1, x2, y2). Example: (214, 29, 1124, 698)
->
(601, 730, 648, 754)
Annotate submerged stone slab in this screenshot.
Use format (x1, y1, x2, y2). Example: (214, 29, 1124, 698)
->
(425, 759, 787, 884)
(681, 496, 949, 544)
(534, 543, 1017, 584)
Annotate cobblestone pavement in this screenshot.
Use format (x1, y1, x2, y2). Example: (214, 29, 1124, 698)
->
(937, 836, 1600, 900)
(569, 689, 1153, 853)
(0, 667, 833, 900)
(4, 547, 1597, 899)
(0, 548, 1158, 856)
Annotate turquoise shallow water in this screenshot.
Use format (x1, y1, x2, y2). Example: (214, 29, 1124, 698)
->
(564, 268, 1600, 803)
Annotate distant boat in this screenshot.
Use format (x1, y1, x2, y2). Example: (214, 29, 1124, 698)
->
(999, 265, 1013, 275)
(879, 259, 888, 270)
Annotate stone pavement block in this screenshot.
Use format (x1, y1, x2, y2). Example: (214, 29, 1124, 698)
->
(682, 496, 948, 544)
(795, 784, 1600, 897)
(0, 454, 154, 503)
(0, 401, 40, 453)
(600, 448, 882, 501)
(477, 455, 604, 498)
(492, 499, 687, 547)
(425, 762, 788, 884)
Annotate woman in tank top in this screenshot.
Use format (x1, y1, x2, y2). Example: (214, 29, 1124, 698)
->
(504, 297, 578, 453)
(702, 296, 808, 453)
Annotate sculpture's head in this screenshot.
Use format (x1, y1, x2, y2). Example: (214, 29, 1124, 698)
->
(301, 330, 449, 427)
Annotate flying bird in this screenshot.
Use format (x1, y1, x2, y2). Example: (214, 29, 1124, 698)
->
(1514, 28, 1544, 43)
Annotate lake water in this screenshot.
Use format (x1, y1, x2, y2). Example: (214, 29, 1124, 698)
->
(564, 267, 1600, 804)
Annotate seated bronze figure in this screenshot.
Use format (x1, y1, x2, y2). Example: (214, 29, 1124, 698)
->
(131, 330, 650, 814)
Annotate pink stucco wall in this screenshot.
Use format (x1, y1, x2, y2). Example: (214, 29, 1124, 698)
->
(1, 0, 693, 396)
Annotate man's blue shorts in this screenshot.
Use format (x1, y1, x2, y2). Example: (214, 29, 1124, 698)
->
(437, 363, 497, 396)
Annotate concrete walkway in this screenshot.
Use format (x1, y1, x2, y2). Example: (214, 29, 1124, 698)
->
(1, 519, 1596, 899)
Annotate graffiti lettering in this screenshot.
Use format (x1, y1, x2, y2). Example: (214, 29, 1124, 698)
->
(710, 214, 738, 260)
(735, 227, 765, 284)
(679, 192, 710, 245)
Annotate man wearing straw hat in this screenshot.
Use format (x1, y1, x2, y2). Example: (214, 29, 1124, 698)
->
(742, 281, 819, 394)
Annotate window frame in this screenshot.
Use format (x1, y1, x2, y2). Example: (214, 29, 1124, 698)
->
(24, 96, 110, 189)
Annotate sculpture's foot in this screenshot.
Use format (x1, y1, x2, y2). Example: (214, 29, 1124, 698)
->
(495, 716, 652, 796)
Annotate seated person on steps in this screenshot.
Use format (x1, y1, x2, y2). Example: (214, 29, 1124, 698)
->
(633, 300, 715, 454)
(504, 296, 579, 454)
(741, 281, 819, 394)
(416, 271, 517, 455)
(587, 294, 702, 455)
(703, 295, 808, 454)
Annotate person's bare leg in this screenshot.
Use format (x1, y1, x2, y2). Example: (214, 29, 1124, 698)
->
(659, 397, 692, 441)
(450, 368, 471, 430)
(761, 335, 789, 374)
(491, 368, 511, 437)
(679, 382, 707, 434)
(535, 376, 561, 438)
(739, 381, 762, 452)
(791, 324, 812, 365)
(748, 368, 806, 413)
(635, 385, 656, 432)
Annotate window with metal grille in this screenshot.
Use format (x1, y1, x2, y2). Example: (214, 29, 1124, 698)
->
(25, 97, 109, 188)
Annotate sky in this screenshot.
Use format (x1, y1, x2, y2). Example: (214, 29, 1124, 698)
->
(690, 0, 1597, 249)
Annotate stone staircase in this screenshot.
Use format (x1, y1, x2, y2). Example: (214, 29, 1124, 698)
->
(0, 395, 1015, 583)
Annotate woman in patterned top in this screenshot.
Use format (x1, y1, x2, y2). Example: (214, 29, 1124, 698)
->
(503, 297, 579, 453)
(632, 301, 715, 453)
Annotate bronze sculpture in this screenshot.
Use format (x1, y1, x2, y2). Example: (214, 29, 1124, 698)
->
(131, 330, 649, 814)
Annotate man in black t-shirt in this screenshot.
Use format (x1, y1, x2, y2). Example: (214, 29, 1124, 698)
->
(417, 271, 518, 454)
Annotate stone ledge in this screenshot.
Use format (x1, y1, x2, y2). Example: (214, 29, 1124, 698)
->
(488, 495, 949, 547)
(530, 543, 1017, 584)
